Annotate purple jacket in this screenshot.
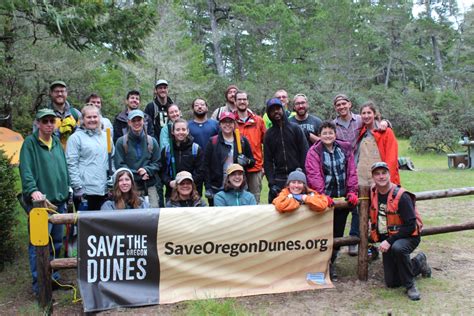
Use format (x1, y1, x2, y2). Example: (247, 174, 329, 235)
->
(305, 139, 358, 195)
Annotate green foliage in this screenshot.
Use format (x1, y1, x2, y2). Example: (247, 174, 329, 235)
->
(1, 0, 157, 60)
(183, 298, 250, 316)
(0, 150, 19, 270)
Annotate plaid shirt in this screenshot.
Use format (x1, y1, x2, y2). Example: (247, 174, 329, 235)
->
(333, 113, 362, 150)
(322, 143, 347, 198)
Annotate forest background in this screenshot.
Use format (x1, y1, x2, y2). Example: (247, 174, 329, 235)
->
(1, 0, 474, 153)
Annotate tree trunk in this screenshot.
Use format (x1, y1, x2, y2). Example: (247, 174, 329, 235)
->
(207, 0, 225, 77)
(384, 55, 392, 88)
(431, 35, 444, 74)
(1, 16, 14, 128)
(235, 32, 245, 80)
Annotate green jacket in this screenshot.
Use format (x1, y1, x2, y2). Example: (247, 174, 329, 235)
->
(114, 131, 161, 190)
(19, 131, 70, 203)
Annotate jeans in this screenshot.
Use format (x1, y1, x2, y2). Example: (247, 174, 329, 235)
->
(349, 207, 360, 237)
(382, 237, 421, 289)
(28, 202, 65, 295)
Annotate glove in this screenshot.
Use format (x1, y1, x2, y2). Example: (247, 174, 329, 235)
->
(73, 187, 85, 200)
(237, 154, 251, 167)
(326, 195, 334, 207)
(205, 190, 214, 199)
(346, 192, 359, 206)
(270, 185, 281, 197)
(292, 194, 303, 202)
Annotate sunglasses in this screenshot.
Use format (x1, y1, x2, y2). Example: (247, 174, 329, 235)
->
(40, 118, 56, 124)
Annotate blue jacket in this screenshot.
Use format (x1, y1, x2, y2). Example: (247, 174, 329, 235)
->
(214, 189, 257, 206)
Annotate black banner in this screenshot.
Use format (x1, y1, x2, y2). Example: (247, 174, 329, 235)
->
(78, 209, 160, 312)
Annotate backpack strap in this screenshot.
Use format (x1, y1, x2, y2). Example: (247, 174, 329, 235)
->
(192, 143, 199, 157)
(211, 135, 218, 145)
(122, 134, 129, 154)
(146, 135, 153, 153)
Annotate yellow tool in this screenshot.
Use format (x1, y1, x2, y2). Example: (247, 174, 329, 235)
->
(29, 208, 49, 246)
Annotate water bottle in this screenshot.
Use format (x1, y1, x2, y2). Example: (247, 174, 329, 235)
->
(78, 196, 88, 211)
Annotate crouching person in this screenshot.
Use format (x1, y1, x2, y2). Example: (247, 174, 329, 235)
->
(370, 162, 431, 301)
(214, 164, 256, 206)
(273, 168, 330, 213)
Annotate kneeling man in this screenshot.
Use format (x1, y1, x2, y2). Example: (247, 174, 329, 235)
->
(370, 162, 431, 301)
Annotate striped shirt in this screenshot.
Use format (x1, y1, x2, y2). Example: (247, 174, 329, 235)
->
(322, 144, 347, 198)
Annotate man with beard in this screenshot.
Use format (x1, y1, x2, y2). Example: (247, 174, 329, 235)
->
(289, 93, 323, 144)
(145, 79, 174, 142)
(263, 89, 294, 129)
(234, 90, 266, 204)
(264, 98, 308, 203)
(211, 84, 238, 120)
(42, 81, 81, 148)
(188, 98, 219, 151)
(113, 90, 154, 143)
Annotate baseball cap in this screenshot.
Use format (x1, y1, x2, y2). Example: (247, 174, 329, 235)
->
(36, 109, 57, 120)
(266, 98, 283, 109)
(155, 79, 168, 87)
(333, 94, 350, 105)
(50, 80, 67, 90)
(175, 171, 194, 184)
(226, 163, 244, 175)
(371, 162, 389, 173)
(219, 111, 236, 122)
(127, 109, 145, 121)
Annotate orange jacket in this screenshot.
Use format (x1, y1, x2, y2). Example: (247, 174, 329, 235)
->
(273, 187, 329, 213)
(235, 110, 266, 172)
(358, 126, 400, 185)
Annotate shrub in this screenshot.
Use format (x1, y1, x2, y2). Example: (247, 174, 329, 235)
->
(0, 149, 19, 271)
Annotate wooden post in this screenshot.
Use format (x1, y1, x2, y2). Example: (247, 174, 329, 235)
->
(357, 185, 370, 281)
(36, 245, 53, 312)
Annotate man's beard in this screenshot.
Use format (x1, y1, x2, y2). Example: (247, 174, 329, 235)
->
(194, 110, 207, 119)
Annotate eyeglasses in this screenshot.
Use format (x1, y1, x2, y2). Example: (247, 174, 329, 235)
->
(40, 118, 56, 124)
(294, 101, 307, 106)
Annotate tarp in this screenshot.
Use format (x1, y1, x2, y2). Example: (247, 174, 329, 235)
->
(0, 127, 24, 165)
(78, 205, 334, 312)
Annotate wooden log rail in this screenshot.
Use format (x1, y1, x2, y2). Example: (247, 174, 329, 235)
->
(38, 186, 474, 309)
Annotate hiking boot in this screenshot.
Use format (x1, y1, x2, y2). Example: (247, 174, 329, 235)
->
(406, 284, 421, 301)
(415, 252, 432, 278)
(348, 244, 358, 256)
(329, 264, 338, 281)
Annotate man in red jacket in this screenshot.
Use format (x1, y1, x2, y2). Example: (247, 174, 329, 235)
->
(234, 90, 266, 204)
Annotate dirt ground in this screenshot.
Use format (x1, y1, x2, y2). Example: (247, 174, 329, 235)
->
(2, 198, 473, 315)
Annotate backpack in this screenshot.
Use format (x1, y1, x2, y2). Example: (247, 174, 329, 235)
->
(122, 133, 154, 154)
(165, 142, 199, 177)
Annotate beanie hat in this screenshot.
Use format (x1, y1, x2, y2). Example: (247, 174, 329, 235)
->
(224, 85, 238, 98)
(287, 168, 307, 186)
(112, 168, 135, 185)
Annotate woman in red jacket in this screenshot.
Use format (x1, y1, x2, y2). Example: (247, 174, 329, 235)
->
(356, 102, 400, 186)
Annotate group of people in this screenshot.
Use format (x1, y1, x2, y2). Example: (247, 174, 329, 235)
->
(19, 79, 431, 301)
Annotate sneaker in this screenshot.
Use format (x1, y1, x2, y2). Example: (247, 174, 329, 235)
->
(348, 244, 358, 256)
(415, 252, 432, 278)
(406, 284, 421, 301)
(329, 264, 338, 281)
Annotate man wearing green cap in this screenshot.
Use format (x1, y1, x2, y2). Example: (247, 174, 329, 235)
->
(44, 80, 81, 148)
(20, 108, 70, 297)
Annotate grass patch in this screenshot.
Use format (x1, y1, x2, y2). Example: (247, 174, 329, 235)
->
(182, 298, 250, 316)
